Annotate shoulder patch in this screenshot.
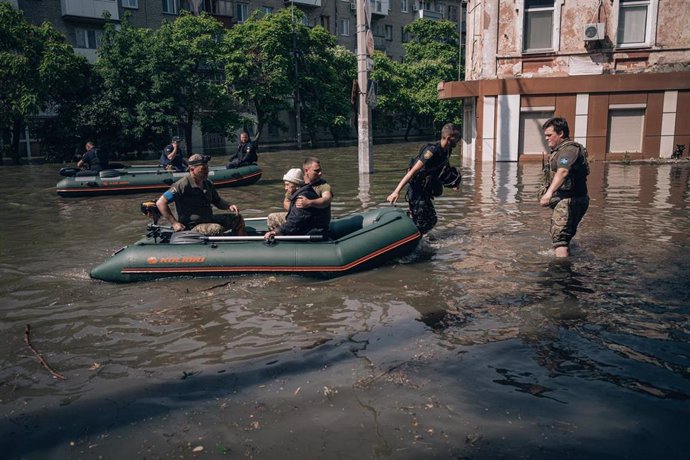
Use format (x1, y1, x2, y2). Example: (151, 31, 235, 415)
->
(559, 158, 569, 165)
(423, 150, 434, 160)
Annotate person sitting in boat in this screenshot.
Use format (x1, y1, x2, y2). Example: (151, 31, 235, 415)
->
(156, 153, 246, 236)
(226, 131, 258, 169)
(296, 157, 333, 218)
(263, 174, 330, 240)
(160, 136, 187, 172)
(266, 168, 304, 231)
(76, 141, 109, 176)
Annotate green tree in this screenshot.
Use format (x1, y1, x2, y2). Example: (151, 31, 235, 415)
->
(403, 18, 462, 131)
(223, 8, 302, 140)
(370, 51, 417, 141)
(0, 4, 90, 164)
(153, 12, 239, 154)
(91, 12, 238, 157)
(299, 27, 356, 147)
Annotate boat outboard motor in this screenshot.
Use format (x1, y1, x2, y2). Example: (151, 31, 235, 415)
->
(140, 200, 161, 225)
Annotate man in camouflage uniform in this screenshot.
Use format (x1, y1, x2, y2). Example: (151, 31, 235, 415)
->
(539, 117, 590, 257)
(387, 123, 461, 234)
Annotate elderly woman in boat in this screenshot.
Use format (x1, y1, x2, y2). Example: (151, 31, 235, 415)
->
(264, 167, 330, 240)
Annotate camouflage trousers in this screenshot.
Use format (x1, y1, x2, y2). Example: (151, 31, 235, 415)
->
(192, 213, 246, 236)
(266, 212, 288, 232)
(550, 196, 589, 248)
(407, 191, 437, 235)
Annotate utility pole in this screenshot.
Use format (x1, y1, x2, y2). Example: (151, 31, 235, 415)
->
(356, 0, 372, 173)
(292, 3, 302, 149)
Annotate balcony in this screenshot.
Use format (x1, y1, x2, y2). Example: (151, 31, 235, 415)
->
(416, 9, 443, 20)
(61, 0, 119, 22)
(370, 0, 389, 17)
(284, 0, 322, 7)
(349, 0, 388, 16)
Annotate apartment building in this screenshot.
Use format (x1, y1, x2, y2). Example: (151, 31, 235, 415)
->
(9, 0, 464, 151)
(438, 0, 690, 162)
(15, 1, 463, 62)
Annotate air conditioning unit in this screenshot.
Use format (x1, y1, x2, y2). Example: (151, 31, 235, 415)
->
(583, 23, 605, 41)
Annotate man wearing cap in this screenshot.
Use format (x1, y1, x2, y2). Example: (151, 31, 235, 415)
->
(160, 136, 186, 172)
(226, 131, 258, 169)
(266, 168, 304, 231)
(387, 123, 461, 234)
(156, 154, 246, 236)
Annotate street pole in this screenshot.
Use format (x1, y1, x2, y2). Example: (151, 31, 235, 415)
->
(292, 3, 302, 149)
(356, 0, 372, 173)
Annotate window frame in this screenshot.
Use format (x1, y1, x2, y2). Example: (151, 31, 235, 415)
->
(401, 0, 409, 13)
(607, 106, 646, 153)
(613, 0, 658, 48)
(236, 2, 249, 23)
(122, 0, 138, 8)
(518, 108, 555, 155)
(518, 0, 562, 54)
(162, 0, 177, 14)
(340, 18, 350, 36)
(75, 28, 102, 50)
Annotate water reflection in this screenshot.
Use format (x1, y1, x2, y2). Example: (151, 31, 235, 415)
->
(1, 150, 690, 457)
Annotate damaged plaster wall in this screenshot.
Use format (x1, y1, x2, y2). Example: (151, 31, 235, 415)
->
(478, 0, 690, 80)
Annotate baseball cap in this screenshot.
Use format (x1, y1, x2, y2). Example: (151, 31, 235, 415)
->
(188, 154, 210, 166)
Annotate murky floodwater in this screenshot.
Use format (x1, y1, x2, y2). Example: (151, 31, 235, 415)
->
(1, 144, 689, 459)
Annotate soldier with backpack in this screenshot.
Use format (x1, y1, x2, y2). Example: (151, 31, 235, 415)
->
(387, 123, 461, 234)
(538, 117, 590, 257)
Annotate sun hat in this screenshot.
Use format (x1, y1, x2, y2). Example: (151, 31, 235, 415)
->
(188, 153, 209, 166)
(283, 168, 304, 185)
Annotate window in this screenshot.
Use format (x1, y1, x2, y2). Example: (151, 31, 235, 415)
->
(519, 110, 554, 154)
(385, 24, 393, 41)
(401, 26, 410, 43)
(340, 18, 350, 36)
(617, 0, 653, 46)
(608, 108, 645, 153)
(212, 0, 232, 16)
(262, 6, 273, 15)
(321, 15, 330, 31)
(447, 5, 458, 22)
(236, 3, 248, 22)
(523, 0, 554, 52)
(75, 28, 102, 49)
(122, 0, 138, 8)
(401, 0, 408, 13)
(162, 0, 177, 14)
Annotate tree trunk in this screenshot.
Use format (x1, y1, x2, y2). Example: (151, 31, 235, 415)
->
(11, 117, 22, 165)
(184, 110, 194, 157)
(404, 117, 414, 142)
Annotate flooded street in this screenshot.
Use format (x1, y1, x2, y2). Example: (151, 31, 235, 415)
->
(1, 143, 690, 459)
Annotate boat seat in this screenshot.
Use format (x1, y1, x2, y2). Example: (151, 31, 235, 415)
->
(329, 214, 364, 240)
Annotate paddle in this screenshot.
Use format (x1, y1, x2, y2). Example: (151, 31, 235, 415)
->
(170, 232, 324, 244)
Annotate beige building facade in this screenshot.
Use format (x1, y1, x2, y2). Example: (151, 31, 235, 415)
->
(438, 0, 690, 162)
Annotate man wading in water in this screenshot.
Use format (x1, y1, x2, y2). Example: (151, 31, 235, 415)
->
(538, 117, 590, 257)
